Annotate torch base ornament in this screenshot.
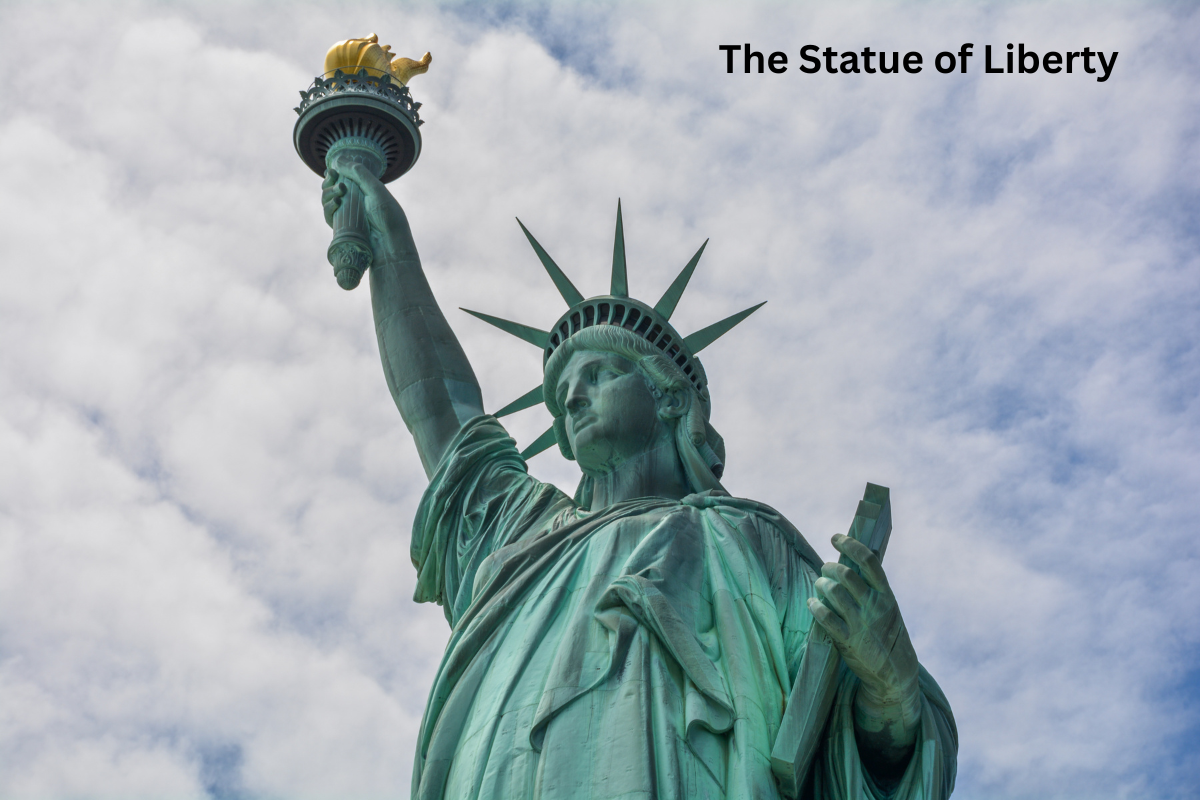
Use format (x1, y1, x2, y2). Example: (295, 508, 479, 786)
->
(329, 241, 373, 290)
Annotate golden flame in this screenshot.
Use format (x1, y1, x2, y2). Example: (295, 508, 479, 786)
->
(323, 34, 431, 85)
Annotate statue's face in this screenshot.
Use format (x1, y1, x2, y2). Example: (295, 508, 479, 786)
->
(554, 350, 672, 474)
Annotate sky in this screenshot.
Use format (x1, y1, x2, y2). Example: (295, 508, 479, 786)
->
(0, 0, 1197, 799)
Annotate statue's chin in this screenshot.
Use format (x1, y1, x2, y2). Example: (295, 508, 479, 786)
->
(574, 433, 675, 480)
(572, 452, 617, 478)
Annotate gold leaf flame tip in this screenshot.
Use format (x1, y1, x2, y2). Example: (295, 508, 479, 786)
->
(323, 35, 431, 85)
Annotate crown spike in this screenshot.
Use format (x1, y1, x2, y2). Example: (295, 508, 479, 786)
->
(683, 301, 767, 354)
(516, 218, 584, 306)
(654, 239, 708, 319)
(611, 200, 628, 297)
(461, 308, 550, 348)
(520, 426, 558, 460)
(494, 384, 545, 418)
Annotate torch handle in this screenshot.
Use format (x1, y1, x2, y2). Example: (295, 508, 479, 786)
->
(328, 181, 372, 290)
(326, 142, 387, 291)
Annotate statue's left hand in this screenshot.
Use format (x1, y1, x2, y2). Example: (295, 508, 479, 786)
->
(807, 534, 921, 767)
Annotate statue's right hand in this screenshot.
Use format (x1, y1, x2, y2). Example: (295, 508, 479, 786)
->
(320, 168, 345, 227)
(322, 161, 416, 265)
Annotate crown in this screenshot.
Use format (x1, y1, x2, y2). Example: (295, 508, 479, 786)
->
(464, 201, 765, 460)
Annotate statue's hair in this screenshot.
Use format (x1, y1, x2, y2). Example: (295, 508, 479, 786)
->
(542, 326, 726, 492)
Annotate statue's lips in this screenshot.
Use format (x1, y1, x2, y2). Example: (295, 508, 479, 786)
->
(570, 414, 598, 433)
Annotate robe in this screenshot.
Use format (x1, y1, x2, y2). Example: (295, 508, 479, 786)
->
(409, 415, 957, 799)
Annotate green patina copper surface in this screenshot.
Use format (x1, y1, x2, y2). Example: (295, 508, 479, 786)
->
(315, 152, 957, 798)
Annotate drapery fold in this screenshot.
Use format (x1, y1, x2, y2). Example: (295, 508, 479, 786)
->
(409, 415, 957, 799)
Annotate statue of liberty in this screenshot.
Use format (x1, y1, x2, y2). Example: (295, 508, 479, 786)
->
(319, 161, 958, 798)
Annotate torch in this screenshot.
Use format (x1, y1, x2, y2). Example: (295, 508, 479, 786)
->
(293, 35, 430, 290)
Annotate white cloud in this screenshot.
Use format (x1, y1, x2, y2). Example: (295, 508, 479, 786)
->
(0, 0, 1197, 798)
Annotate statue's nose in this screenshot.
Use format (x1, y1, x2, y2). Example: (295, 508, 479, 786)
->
(566, 393, 589, 414)
(564, 374, 592, 413)
(566, 379, 595, 415)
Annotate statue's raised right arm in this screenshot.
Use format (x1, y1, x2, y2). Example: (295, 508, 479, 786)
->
(322, 161, 484, 476)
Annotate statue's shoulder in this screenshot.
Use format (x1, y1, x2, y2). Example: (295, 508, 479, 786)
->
(681, 491, 825, 575)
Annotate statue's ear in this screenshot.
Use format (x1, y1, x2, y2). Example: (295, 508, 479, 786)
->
(656, 388, 688, 422)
